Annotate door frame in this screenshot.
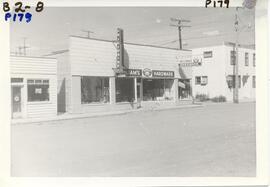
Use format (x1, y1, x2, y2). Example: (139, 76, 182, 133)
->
(11, 84, 24, 119)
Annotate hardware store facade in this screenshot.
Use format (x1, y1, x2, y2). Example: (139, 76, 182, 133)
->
(56, 36, 193, 114)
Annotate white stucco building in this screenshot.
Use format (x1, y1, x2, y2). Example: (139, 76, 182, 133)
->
(191, 42, 256, 102)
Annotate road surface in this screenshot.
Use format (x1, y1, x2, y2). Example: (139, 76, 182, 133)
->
(11, 102, 256, 177)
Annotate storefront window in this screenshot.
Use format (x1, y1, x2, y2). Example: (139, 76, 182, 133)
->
(27, 79, 49, 102)
(81, 76, 110, 104)
(143, 79, 174, 101)
(116, 78, 135, 102)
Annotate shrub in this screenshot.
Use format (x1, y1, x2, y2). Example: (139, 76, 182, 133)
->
(195, 94, 210, 102)
(211, 95, 227, 102)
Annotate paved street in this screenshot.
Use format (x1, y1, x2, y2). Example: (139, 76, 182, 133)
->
(11, 102, 256, 177)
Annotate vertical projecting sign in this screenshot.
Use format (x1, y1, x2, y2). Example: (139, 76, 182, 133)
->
(116, 28, 124, 72)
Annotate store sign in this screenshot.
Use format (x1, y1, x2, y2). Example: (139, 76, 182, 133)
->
(116, 28, 124, 70)
(152, 70, 174, 78)
(178, 54, 203, 67)
(179, 57, 202, 67)
(125, 69, 142, 76)
(143, 68, 152, 77)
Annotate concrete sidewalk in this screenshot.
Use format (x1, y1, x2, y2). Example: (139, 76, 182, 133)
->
(11, 104, 202, 125)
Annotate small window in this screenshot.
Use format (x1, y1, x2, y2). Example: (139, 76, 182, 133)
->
(253, 53, 256, 67)
(245, 52, 249, 66)
(252, 76, 256, 88)
(201, 76, 208, 85)
(195, 76, 201, 85)
(203, 51, 213, 58)
(27, 79, 50, 102)
(230, 51, 236, 65)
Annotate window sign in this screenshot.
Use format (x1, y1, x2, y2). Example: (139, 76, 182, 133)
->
(35, 88, 42, 94)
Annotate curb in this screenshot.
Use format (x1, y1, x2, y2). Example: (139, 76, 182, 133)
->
(11, 104, 203, 125)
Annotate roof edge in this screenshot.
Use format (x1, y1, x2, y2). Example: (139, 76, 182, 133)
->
(69, 35, 191, 52)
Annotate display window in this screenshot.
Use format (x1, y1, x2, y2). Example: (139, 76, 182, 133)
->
(81, 76, 110, 104)
(143, 79, 174, 101)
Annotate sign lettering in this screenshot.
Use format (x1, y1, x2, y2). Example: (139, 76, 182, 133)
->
(152, 70, 174, 78)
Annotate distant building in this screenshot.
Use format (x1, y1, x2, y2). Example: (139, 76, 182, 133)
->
(191, 42, 256, 102)
(50, 36, 193, 114)
(10, 56, 57, 119)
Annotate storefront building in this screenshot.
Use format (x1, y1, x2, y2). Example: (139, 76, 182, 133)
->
(191, 42, 256, 102)
(54, 36, 193, 114)
(10, 56, 57, 119)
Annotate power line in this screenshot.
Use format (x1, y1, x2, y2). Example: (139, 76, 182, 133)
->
(156, 28, 254, 46)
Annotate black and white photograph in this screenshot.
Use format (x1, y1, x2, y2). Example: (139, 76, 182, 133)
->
(0, 0, 268, 184)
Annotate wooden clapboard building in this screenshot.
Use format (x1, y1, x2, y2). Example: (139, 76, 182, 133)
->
(10, 56, 57, 119)
(50, 31, 193, 114)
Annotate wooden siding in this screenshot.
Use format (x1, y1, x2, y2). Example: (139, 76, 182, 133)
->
(69, 36, 192, 79)
(10, 56, 57, 75)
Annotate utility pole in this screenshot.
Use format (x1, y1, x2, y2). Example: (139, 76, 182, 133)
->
(170, 18, 191, 50)
(233, 7, 239, 104)
(81, 29, 94, 38)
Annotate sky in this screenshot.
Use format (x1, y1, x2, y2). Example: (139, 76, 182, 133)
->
(10, 7, 255, 56)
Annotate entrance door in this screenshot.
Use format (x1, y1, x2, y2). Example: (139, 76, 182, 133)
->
(178, 79, 191, 100)
(11, 86, 22, 118)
